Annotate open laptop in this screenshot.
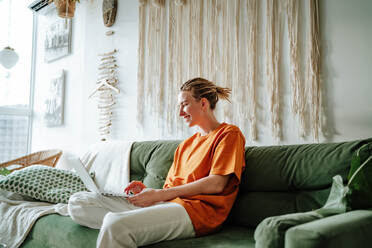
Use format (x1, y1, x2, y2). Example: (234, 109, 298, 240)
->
(66, 156, 130, 197)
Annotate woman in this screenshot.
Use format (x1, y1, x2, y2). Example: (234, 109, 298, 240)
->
(69, 77, 246, 247)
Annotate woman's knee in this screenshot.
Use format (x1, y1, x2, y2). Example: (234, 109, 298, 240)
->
(98, 212, 136, 248)
(68, 192, 99, 223)
(101, 212, 126, 232)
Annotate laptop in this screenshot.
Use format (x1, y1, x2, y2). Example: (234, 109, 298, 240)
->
(66, 156, 130, 197)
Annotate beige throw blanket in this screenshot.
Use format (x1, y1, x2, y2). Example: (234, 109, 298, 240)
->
(0, 188, 69, 248)
(80, 141, 133, 194)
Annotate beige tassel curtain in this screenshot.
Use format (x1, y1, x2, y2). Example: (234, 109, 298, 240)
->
(266, 0, 281, 141)
(137, 0, 322, 142)
(286, 0, 306, 138)
(137, 0, 146, 126)
(245, 0, 258, 141)
(308, 0, 321, 141)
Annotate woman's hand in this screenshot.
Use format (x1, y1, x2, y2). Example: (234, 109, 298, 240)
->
(124, 181, 146, 195)
(127, 188, 165, 207)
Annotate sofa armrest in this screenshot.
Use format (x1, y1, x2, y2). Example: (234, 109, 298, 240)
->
(285, 210, 372, 248)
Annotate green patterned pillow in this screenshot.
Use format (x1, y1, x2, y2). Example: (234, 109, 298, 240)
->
(0, 165, 87, 204)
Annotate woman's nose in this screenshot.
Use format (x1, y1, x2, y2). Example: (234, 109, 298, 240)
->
(179, 107, 185, 117)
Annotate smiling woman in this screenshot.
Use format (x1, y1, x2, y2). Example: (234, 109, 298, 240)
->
(0, 1, 35, 163)
(67, 77, 246, 246)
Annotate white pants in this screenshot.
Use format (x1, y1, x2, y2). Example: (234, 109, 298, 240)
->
(68, 192, 195, 248)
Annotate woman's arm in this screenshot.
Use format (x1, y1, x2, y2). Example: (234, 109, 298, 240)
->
(127, 174, 231, 207)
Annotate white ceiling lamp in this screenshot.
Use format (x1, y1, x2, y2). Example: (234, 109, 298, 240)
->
(0, 0, 19, 69)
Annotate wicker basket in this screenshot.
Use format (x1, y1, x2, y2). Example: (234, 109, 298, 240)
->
(0, 149, 63, 172)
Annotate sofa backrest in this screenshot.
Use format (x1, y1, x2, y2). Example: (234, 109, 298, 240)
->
(130, 140, 180, 189)
(230, 138, 372, 227)
(241, 138, 372, 191)
(129, 138, 372, 227)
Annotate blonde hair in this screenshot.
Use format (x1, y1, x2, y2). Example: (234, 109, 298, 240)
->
(180, 77, 231, 110)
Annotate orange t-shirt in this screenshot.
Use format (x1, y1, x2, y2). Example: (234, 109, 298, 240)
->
(163, 123, 246, 236)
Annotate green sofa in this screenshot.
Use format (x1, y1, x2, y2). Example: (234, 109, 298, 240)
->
(21, 138, 372, 248)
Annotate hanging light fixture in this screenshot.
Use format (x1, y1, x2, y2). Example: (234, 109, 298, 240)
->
(0, 0, 19, 69)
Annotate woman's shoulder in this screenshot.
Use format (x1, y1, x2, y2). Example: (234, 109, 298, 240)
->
(214, 123, 245, 143)
(177, 132, 199, 147)
(220, 123, 244, 135)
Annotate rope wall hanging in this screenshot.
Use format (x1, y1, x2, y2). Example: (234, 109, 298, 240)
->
(266, 0, 281, 141)
(286, 0, 306, 138)
(89, 49, 119, 141)
(137, 0, 146, 126)
(137, 0, 322, 142)
(308, 0, 322, 141)
(245, 0, 258, 141)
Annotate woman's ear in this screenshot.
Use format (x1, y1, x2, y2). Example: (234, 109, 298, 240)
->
(200, 98, 209, 110)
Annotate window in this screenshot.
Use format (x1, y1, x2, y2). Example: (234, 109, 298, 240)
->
(0, 1, 35, 163)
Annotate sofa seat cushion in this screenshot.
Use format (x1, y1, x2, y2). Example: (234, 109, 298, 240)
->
(21, 214, 255, 248)
(21, 214, 99, 248)
(144, 225, 255, 248)
(229, 188, 330, 227)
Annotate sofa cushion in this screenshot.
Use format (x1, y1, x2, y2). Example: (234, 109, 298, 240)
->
(0, 165, 87, 204)
(22, 214, 99, 248)
(241, 138, 372, 192)
(229, 188, 330, 227)
(130, 140, 181, 189)
(285, 210, 372, 248)
(146, 225, 255, 248)
(22, 213, 255, 248)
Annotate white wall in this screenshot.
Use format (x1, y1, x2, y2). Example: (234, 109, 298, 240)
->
(320, 0, 372, 142)
(31, 0, 372, 165)
(31, 7, 87, 166)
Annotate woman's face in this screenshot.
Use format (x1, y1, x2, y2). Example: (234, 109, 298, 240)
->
(178, 91, 203, 127)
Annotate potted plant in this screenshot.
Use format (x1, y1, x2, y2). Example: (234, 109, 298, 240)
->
(49, 0, 80, 19)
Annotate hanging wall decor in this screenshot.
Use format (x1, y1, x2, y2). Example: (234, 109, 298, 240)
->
(52, 0, 77, 19)
(44, 70, 65, 127)
(286, 0, 306, 138)
(137, 0, 322, 142)
(308, 0, 321, 141)
(245, 0, 258, 141)
(136, 0, 146, 126)
(102, 0, 117, 27)
(266, 0, 281, 141)
(44, 18, 72, 63)
(89, 49, 119, 141)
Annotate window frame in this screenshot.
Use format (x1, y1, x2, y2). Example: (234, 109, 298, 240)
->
(0, 13, 37, 157)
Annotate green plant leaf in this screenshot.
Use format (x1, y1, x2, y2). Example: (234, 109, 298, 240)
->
(0, 168, 11, 176)
(346, 143, 372, 209)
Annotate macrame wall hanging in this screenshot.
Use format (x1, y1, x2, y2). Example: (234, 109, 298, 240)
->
(137, 0, 321, 142)
(308, 0, 321, 141)
(266, 0, 281, 141)
(245, 0, 258, 141)
(89, 49, 119, 141)
(286, 0, 306, 138)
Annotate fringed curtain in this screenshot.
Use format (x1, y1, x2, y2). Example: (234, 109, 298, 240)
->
(245, 0, 258, 141)
(286, 0, 306, 138)
(266, 0, 281, 141)
(137, 0, 322, 142)
(137, 0, 147, 125)
(308, 0, 321, 141)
